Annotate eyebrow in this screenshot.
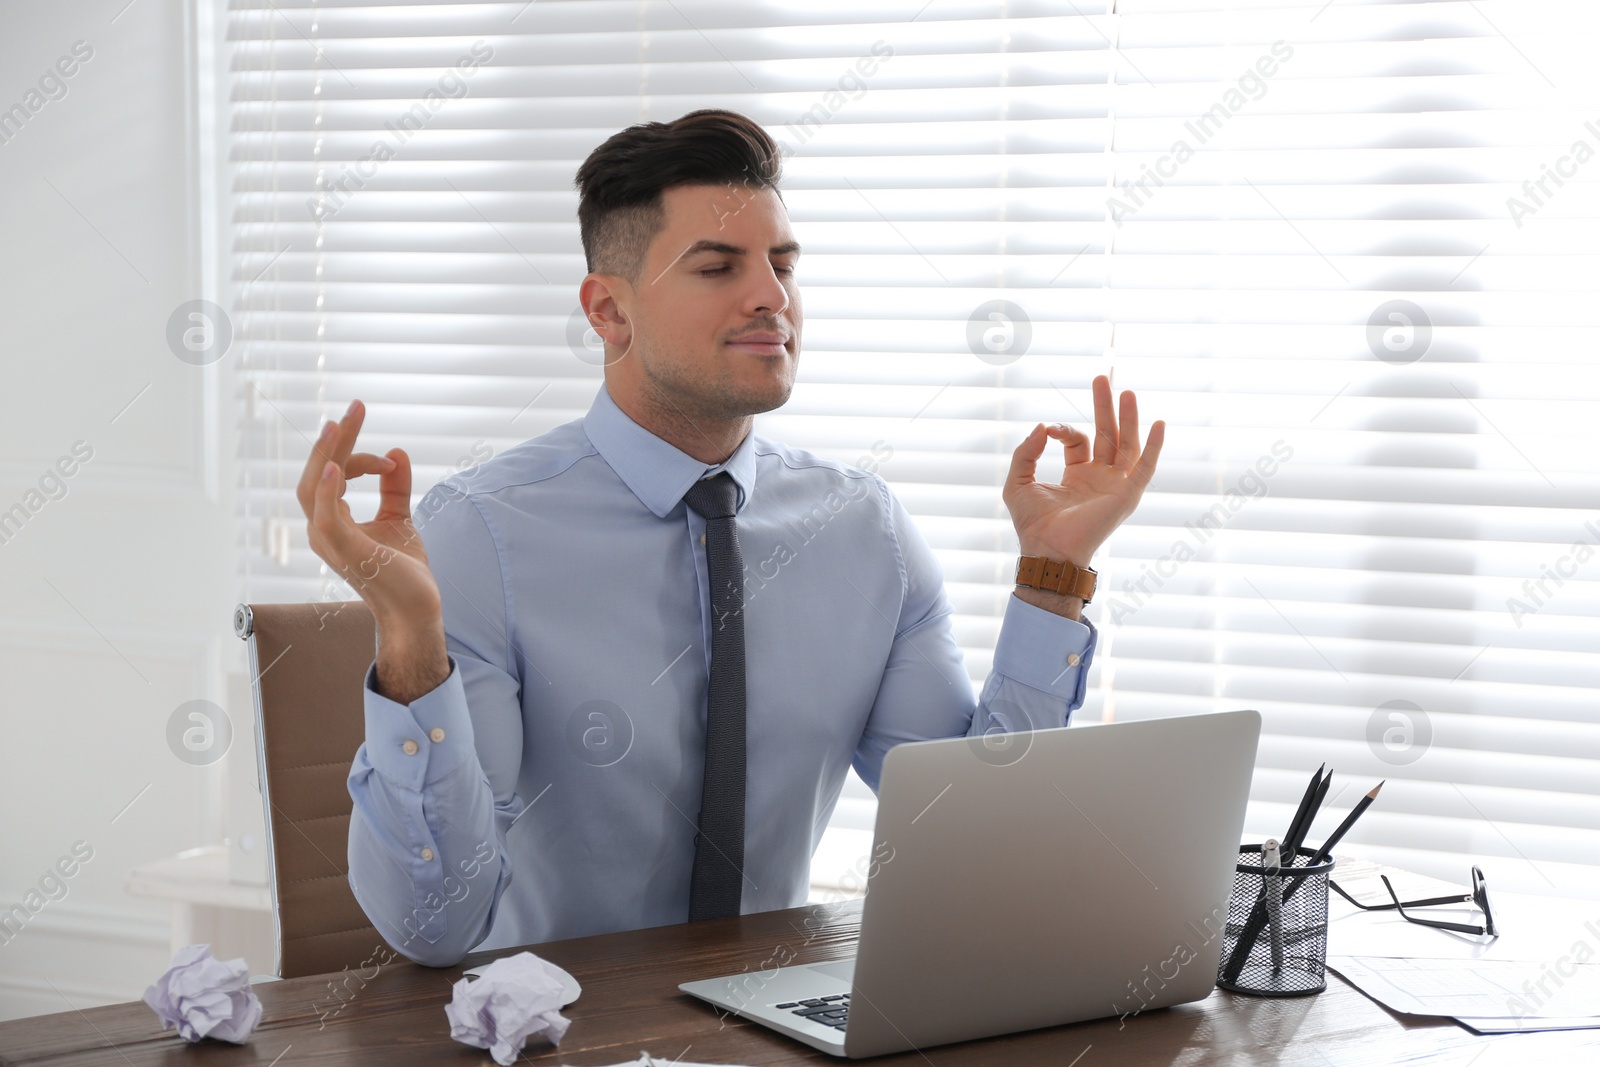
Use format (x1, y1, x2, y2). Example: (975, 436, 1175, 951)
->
(681, 239, 802, 259)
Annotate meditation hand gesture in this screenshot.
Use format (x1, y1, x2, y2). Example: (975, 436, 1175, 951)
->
(296, 399, 448, 701)
(1003, 375, 1165, 605)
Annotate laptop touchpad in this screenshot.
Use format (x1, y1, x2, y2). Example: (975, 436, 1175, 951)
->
(807, 959, 856, 982)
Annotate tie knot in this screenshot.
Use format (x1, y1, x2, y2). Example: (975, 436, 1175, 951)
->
(683, 472, 739, 521)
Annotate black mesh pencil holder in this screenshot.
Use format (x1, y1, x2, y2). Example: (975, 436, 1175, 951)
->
(1215, 844, 1334, 997)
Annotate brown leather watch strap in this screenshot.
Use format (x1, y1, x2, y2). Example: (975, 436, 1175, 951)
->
(1015, 555, 1097, 604)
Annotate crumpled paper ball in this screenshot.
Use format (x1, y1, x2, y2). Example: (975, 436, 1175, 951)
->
(445, 951, 571, 1065)
(142, 944, 263, 1043)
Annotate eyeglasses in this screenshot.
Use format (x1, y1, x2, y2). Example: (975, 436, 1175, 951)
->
(1329, 866, 1497, 938)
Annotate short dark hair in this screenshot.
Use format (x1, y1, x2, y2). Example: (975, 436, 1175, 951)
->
(574, 109, 783, 283)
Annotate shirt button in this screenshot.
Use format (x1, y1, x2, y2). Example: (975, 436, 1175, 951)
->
(699, 533, 706, 545)
(420, 848, 434, 861)
(1067, 653, 1081, 667)
(429, 728, 445, 743)
(401, 739, 419, 756)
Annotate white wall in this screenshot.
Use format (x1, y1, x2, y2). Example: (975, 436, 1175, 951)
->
(0, 0, 254, 1018)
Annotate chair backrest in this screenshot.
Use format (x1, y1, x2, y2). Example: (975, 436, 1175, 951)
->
(234, 600, 387, 979)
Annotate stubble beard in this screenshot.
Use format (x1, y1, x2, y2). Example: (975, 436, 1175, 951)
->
(634, 334, 796, 429)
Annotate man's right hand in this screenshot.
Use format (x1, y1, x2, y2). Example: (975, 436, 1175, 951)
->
(297, 398, 450, 703)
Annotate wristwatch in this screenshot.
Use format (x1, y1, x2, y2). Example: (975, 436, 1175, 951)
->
(1015, 555, 1097, 604)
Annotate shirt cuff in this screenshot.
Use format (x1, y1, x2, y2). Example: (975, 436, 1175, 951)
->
(361, 656, 477, 789)
(992, 593, 1098, 705)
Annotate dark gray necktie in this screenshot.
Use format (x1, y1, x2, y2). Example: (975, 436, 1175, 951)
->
(681, 472, 746, 920)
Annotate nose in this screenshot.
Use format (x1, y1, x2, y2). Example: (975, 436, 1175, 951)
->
(747, 263, 791, 319)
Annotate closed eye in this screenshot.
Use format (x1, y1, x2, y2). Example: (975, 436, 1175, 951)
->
(698, 264, 795, 277)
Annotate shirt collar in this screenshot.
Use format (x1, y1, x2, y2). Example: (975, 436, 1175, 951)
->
(583, 383, 759, 519)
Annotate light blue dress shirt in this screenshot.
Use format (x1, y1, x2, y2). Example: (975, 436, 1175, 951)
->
(346, 384, 1097, 966)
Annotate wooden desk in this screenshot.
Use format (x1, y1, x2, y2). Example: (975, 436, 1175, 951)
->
(4, 898, 1598, 1067)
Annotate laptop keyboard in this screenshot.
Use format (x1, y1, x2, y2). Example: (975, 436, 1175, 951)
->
(775, 994, 850, 1030)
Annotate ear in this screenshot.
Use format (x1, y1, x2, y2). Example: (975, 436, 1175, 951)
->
(579, 274, 632, 344)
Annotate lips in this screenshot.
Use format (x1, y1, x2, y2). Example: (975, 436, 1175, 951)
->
(726, 333, 791, 356)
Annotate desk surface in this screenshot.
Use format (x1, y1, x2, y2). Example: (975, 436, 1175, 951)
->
(4, 898, 1598, 1067)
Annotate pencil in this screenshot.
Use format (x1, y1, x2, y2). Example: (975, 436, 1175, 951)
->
(1306, 781, 1384, 868)
(1278, 764, 1326, 866)
(1284, 768, 1332, 865)
(1277, 781, 1385, 911)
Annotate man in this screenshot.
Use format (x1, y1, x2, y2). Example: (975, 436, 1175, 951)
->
(298, 109, 1163, 968)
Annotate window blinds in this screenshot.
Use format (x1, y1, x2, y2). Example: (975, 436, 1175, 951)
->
(228, 0, 1600, 899)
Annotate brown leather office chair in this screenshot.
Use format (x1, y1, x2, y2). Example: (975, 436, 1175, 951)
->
(234, 600, 388, 979)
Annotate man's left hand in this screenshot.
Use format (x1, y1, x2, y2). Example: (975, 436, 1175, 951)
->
(1004, 374, 1165, 569)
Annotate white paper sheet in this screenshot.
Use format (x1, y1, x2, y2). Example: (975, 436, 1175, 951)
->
(1327, 889, 1600, 964)
(1457, 1016, 1600, 1034)
(1329, 956, 1600, 1021)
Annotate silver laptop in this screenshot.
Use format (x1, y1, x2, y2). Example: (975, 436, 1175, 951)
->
(680, 710, 1260, 1058)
